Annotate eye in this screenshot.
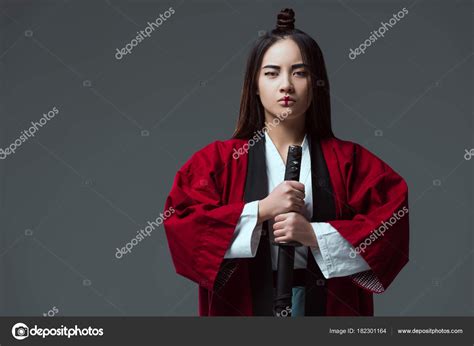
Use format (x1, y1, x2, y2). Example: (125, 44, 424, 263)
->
(263, 70, 308, 77)
(295, 71, 308, 77)
(264, 71, 278, 77)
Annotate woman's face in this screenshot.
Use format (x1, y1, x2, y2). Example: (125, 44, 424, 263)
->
(257, 38, 312, 121)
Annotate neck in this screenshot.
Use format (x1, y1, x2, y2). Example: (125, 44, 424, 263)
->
(264, 113, 306, 148)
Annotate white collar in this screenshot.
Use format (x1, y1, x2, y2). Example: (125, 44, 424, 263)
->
(264, 130, 308, 167)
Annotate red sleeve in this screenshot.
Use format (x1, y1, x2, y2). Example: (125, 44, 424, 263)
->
(329, 143, 409, 293)
(163, 142, 245, 291)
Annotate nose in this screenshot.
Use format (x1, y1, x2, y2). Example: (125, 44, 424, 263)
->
(279, 75, 294, 94)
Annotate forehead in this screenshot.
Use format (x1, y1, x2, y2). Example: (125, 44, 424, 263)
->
(261, 39, 303, 66)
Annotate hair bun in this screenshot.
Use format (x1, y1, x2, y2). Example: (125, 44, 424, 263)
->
(276, 8, 295, 30)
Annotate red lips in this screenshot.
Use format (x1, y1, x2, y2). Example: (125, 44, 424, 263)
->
(278, 96, 295, 102)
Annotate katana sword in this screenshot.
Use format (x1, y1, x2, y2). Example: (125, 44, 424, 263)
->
(272, 144, 303, 317)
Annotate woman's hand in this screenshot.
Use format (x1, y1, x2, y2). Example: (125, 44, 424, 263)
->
(272, 212, 318, 247)
(258, 181, 305, 223)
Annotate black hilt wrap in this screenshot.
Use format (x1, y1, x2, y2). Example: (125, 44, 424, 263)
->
(273, 145, 303, 317)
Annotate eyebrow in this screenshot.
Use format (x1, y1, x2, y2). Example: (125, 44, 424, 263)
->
(262, 63, 308, 70)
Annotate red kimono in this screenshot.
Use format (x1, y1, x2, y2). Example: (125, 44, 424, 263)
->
(163, 136, 409, 316)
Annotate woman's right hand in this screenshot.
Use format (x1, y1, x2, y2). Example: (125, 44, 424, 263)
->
(258, 181, 305, 223)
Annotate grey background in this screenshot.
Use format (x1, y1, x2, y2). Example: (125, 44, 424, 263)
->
(0, 0, 472, 316)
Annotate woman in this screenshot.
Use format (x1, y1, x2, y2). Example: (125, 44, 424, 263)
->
(163, 8, 409, 316)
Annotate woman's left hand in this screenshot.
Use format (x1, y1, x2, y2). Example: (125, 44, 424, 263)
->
(272, 212, 318, 247)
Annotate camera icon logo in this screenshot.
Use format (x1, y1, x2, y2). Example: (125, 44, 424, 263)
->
(11, 323, 29, 340)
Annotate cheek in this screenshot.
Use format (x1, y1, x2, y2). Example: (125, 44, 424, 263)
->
(258, 83, 277, 104)
(258, 79, 275, 94)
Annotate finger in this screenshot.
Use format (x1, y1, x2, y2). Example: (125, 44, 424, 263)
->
(290, 207, 302, 215)
(274, 213, 288, 222)
(273, 221, 285, 230)
(291, 189, 306, 200)
(290, 195, 304, 203)
(297, 197, 305, 206)
(275, 236, 291, 243)
(290, 197, 305, 209)
(287, 181, 305, 192)
(299, 204, 306, 213)
(273, 229, 286, 237)
(293, 189, 305, 200)
(299, 201, 306, 212)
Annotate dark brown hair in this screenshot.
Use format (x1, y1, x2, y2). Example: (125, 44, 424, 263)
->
(232, 8, 334, 140)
